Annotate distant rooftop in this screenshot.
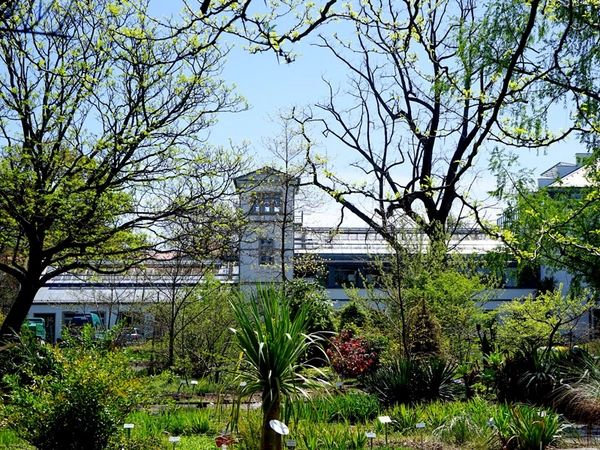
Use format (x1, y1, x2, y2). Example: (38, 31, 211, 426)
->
(294, 226, 502, 255)
(538, 153, 592, 188)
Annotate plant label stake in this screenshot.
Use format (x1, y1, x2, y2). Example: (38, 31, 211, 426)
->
(285, 439, 297, 449)
(123, 423, 134, 438)
(416, 422, 425, 450)
(379, 416, 392, 445)
(366, 431, 376, 450)
(169, 436, 180, 449)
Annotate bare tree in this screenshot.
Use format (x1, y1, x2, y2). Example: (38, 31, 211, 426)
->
(259, 110, 327, 282)
(298, 0, 563, 253)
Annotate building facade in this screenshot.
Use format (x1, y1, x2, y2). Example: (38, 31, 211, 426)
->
(29, 161, 594, 341)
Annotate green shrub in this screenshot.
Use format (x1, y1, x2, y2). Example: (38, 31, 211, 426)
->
(490, 404, 565, 450)
(0, 333, 63, 390)
(5, 344, 147, 450)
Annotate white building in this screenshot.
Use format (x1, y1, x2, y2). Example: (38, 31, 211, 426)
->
(31, 161, 597, 341)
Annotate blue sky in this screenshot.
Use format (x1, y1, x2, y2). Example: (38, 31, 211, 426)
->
(153, 1, 584, 227)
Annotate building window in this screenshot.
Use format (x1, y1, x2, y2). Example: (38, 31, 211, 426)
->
(334, 268, 358, 287)
(259, 238, 275, 265)
(252, 193, 282, 215)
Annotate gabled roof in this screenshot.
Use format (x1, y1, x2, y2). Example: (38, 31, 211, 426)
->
(539, 162, 578, 180)
(538, 153, 593, 188)
(234, 167, 300, 189)
(548, 165, 590, 188)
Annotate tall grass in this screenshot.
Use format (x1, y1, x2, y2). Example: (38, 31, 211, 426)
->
(490, 404, 565, 450)
(0, 427, 35, 449)
(386, 398, 498, 447)
(289, 393, 379, 424)
(123, 407, 219, 439)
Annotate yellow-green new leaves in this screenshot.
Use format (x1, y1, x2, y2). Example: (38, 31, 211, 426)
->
(0, 0, 246, 336)
(496, 287, 590, 353)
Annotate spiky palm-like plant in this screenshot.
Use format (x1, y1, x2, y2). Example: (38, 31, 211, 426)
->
(230, 285, 326, 450)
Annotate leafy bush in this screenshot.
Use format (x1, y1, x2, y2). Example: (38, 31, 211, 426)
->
(327, 329, 379, 378)
(0, 332, 63, 390)
(4, 343, 147, 450)
(496, 289, 588, 354)
(338, 301, 368, 330)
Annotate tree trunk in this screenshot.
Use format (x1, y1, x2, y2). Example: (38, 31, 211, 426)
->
(0, 282, 39, 339)
(261, 389, 282, 450)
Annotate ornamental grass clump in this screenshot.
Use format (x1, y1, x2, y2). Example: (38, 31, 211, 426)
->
(364, 357, 457, 406)
(293, 393, 379, 424)
(490, 404, 565, 450)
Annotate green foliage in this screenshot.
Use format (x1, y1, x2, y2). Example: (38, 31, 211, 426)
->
(286, 279, 335, 335)
(432, 412, 484, 446)
(0, 427, 35, 449)
(490, 404, 565, 450)
(496, 288, 590, 354)
(3, 342, 147, 450)
(427, 398, 498, 437)
(122, 408, 216, 439)
(298, 422, 368, 450)
(365, 359, 421, 406)
(108, 435, 163, 450)
(491, 153, 600, 296)
(373, 250, 490, 362)
(290, 393, 379, 424)
(386, 397, 499, 443)
(338, 301, 368, 330)
(407, 299, 443, 358)
(236, 408, 262, 450)
(364, 358, 457, 406)
(153, 275, 237, 379)
(0, 332, 63, 390)
(230, 284, 327, 450)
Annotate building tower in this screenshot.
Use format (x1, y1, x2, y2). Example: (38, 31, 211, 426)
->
(234, 168, 299, 285)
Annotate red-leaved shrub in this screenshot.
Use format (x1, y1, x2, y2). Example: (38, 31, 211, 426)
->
(327, 329, 379, 378)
